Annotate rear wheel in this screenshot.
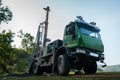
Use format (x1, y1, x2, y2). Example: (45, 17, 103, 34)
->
(57, 54, 70, 75)
(83, 61, 97, 74)
(33, 62, 38, 74)
(31, 61, 43, 75)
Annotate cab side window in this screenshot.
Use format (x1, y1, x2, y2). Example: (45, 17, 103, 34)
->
(66, 22, 75, 35)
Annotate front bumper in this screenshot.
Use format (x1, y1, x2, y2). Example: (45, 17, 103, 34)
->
(75, 48, 105, 60)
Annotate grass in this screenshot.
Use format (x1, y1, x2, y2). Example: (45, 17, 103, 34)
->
(1, 72, 120, 80)
(3, 76, 120, 80)
(1, 75, 120, 80)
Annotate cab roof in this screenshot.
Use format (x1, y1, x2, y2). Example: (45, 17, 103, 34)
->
(73, 16, 100, 32)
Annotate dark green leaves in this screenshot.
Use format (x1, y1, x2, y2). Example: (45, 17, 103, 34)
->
(0, 0, 13, 24)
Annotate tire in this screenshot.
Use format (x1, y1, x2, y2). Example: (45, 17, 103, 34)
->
(57, 54, 70, 75)
(33, 62, 38, 74)
(31, 61, 43, 75)
(83, 61, 97, 74)
(28, 64, 33, 74)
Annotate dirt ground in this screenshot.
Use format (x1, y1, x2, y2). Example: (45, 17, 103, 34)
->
(1, 72, 120, 80)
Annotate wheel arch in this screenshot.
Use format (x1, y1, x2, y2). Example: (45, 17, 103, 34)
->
(54, 46, 70, 67)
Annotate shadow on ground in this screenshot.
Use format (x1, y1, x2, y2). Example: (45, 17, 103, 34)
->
(0, 73, 33, 80)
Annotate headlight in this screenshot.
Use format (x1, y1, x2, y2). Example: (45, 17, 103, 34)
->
(76, 48, 86, 53)
(100, 54, 104, 58)
(90, 53, 99, 57)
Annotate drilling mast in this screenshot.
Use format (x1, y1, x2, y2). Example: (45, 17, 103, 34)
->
(43, 6, 50, 48)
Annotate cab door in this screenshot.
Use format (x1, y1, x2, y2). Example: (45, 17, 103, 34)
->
(63, 22, 77, 48)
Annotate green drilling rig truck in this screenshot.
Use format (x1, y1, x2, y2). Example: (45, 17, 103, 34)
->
(28, 6, 106, 75)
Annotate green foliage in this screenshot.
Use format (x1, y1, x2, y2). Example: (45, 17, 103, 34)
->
(13, 31, 34, 73)
(17, 30, 34, 54)
(0, 0, 13, 24)
(0, 29, 34, 74)
(0, 30, 15, 74)
(15, 31, 34, 73)
(12, 48, 29, 72)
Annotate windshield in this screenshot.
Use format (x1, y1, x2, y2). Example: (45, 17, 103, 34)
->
(79, 28, 100, 38)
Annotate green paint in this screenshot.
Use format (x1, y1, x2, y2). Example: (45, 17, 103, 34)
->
(63, 22, 104, 52)
(80, 34, 104, 52)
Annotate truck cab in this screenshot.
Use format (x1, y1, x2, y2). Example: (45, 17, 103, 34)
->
(64, 17, 104, 59)
(63, 16, 105, 74)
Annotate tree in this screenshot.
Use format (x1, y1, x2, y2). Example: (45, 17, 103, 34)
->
(18, 30, 34, 54)
(0, 30, 15, 73)
(0, 0, 13, 24)
(12, 48, 29, 72)
(0, 30, 34, 74)
(15, 30, 34, 72)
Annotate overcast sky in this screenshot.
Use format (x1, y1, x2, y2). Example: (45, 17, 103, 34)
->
(1, 0, 120, 65)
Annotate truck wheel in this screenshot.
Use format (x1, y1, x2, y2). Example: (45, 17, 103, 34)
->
(83, 61, 97, 74)
(32, 62, 43, 75)
(57, 54, 70, 75)
(32, 62, 39, 74)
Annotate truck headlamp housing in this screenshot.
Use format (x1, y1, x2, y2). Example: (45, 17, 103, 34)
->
(76, 48, 86, 54)
(90, 52, 99, 57)
(100, 54, 104, 58)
